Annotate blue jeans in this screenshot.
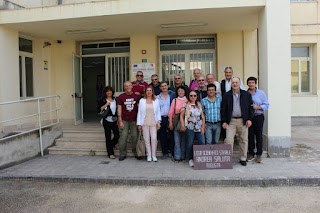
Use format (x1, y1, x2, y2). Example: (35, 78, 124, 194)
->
(205, 122, 221, 144)
(174, 130, 186, 160)
(186, 129, 205, 160)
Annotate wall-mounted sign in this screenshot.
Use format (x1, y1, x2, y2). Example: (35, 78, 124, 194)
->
(193, 144, 233, 170)
(132, 63, 155, 83)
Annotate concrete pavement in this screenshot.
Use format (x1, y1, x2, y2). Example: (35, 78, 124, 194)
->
(0, 126, 320, 187)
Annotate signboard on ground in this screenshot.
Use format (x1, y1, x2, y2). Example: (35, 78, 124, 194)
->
(193, 144, 233, 170)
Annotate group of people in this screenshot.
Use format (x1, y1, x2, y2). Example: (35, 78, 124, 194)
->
(98, 67, 269, 167)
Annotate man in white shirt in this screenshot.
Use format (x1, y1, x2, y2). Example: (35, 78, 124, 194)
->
(206, 73, 221, 97)
(221, 67, 245, 96)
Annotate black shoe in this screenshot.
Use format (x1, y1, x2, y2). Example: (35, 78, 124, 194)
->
(161, 154, 168, 160)
(135, 156, 143, 160)
(119, 156, 126, 161)
(240, 160, 247, 166)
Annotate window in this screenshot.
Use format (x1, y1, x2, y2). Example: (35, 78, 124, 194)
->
(291, 46, 311, 94)
(19, 37, 34, 97)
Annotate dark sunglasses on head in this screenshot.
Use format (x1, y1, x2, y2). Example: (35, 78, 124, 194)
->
(225, 66, 232, 70)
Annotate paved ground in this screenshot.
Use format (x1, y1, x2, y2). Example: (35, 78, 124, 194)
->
(1, 181, 320, 213)
(0, 126, 320, 186)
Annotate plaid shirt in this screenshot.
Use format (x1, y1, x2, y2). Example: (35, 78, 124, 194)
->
(201, 96, 222, 123)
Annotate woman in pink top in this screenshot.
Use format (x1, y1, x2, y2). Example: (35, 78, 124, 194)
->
(169, 86, 188, 162)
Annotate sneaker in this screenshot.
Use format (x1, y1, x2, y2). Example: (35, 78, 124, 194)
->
(189, 159, 194, 167)
(119, 156, 126, 161)
(240, 160, 247, 166)
(161, 154, 168, 160)
(246, 154, 254, 162)
(147, 156, 152, 162)
(256, 155, 262, 163)
(152, 156, 158, 162)
(109, 155, 115, 159)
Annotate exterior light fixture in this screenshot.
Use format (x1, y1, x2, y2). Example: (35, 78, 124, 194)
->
(160, 22, 207, 28)
(66, 28, 106, 34)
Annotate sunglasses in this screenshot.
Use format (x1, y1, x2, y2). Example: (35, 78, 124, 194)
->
(175, 78, 181, 80)
(198, 79, 205, 81)
(152, 79, 158, 81)
(189, 94, 197, 97)
(136, 74, 143, 77)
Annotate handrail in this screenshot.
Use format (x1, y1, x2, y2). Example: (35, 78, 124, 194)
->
(0, 95, 62, 157)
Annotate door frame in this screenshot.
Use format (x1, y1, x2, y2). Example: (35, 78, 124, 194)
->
(72, 53, 83, 125)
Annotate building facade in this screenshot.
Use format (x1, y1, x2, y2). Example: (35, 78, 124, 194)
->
(0, 0, 291, 157)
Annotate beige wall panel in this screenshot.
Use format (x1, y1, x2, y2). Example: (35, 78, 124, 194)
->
(291, 2, 318, 25)
(130, 34, 157, 82)
(216, 31, 244, 82)
(243, 30, 258, 85)
(0, 26, 19, 102)
(292, 96, 319, 116)
(51, 40, 76, 120)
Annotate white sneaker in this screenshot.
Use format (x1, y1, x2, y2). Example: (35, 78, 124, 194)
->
(152, 156, 158, 162)
(147, 157, 152, 162)
(189, 159, 194, 167)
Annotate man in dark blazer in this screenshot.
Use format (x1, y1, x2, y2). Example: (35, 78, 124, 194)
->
(221, 77, 254, 166)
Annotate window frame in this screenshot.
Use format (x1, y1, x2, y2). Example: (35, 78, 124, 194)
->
(19, 36, 34, 98)
(291, 45, 312, 95)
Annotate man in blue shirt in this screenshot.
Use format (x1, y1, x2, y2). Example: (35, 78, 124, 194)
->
(246, 77, 269, 163)
(201, 84, 222, 144)
(157, 81, 175, 159)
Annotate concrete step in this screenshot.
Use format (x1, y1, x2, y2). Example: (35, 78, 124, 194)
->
(55, 138, 106, 149)
(48, 146, 163, 157)
(62, 130, 105, 138)
(48, 146, 267, 158)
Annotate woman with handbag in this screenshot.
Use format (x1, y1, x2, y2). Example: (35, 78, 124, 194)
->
(137, 86, 161, 162)
(98, 86, 119, 159)
(168, 86, 188, 162)
(180, 90, 205, 167)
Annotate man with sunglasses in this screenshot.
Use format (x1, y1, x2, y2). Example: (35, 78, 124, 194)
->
(221, 67, 245, 96)
(132, 71, 149, 97)
(195, 76, 207, 101)
(169, 74, 189, 96)
(149, 74, 161, 95)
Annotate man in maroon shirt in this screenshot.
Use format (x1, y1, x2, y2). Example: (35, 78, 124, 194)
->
(132, 71, 149, 96)
(117, 81, 141, 161)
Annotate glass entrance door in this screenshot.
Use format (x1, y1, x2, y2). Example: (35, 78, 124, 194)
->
(105, 53, 130, 96)
(72, 54, 83, 125)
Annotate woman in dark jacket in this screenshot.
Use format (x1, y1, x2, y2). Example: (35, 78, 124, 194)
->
(98, 86, 119, 159)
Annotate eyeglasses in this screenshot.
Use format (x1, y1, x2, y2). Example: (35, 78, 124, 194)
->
(189, 94, 197, 97)
(136, 74, 143, 77)
(152, 79, 158, 81)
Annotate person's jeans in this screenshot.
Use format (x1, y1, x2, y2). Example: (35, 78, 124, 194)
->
(186, 129, 205, 160)
(248, 114, 264, 156)
(159, 116, 173, 155)
(174, 130, 186, 160)
(205, 122, 221, 145)
(119, 120, 138, 157)
(103, 120, 119, 156)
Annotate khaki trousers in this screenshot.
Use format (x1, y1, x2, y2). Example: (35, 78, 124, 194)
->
(224, 118, 248, 161)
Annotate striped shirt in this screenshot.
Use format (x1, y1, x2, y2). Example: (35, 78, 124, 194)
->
(201, 96, 222, 123)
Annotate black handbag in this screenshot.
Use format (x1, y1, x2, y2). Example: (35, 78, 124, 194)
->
(98, 107, 110, 118)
